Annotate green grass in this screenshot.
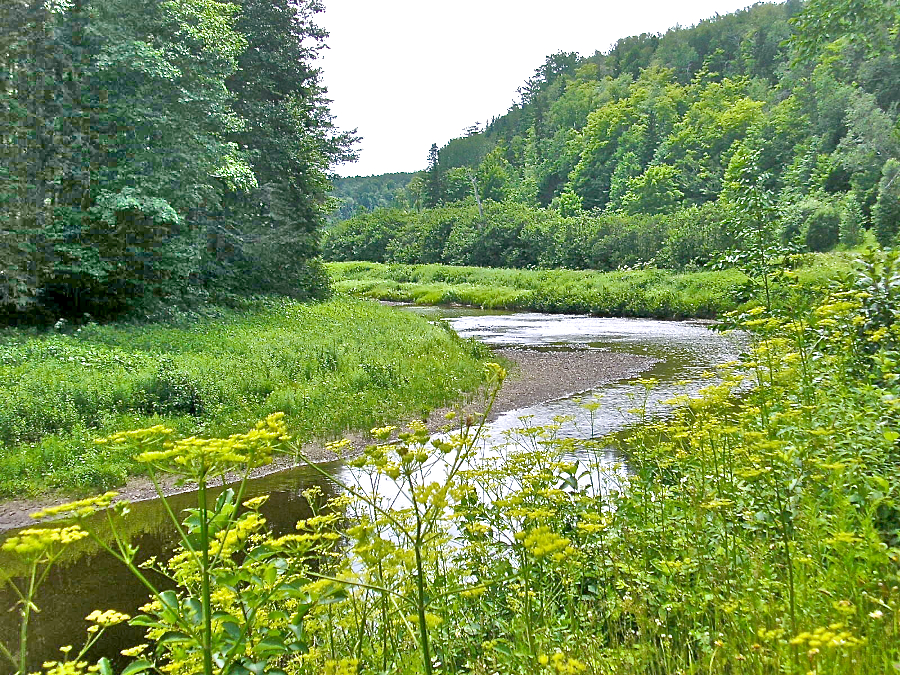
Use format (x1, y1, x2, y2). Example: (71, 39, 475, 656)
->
(0, 296, 489, 497)
(327, 254, 857, 318)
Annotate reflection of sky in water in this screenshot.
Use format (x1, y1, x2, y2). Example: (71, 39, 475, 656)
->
(436, 311, 746, 444)
(349, 308, 746, 509)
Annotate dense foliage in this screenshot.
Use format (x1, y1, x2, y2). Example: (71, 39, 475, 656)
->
(324, 201, 742, 271)
(0, 0, 355, 322)
(329, 173, 417, 221)
(327, 0, 900, 269)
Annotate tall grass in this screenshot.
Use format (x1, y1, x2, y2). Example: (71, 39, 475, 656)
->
(0, 297, 489, 497)
(327, 256, 854, 318)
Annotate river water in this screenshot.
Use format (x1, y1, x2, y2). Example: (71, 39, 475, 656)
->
(0, 308, 744, 670)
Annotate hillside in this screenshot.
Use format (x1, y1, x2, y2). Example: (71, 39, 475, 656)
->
(327, 0, 900, 270)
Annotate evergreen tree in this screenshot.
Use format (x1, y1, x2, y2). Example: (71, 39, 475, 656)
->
(424, 143, 444, 208)
(204, 0, 357, 298)
(0, 0, 354, 320)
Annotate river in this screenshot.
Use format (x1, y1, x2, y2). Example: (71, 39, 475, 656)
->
(0, 307, 744, 670)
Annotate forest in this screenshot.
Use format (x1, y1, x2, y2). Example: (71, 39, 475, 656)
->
(1, 0, 355, 323)
(326, 0, 900, 271)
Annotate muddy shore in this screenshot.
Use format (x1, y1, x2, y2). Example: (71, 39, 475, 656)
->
(0, 347, 654, 532)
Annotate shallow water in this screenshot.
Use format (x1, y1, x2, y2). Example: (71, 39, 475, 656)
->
(0, 307, 744, 669)
(423, 309, 743, 439)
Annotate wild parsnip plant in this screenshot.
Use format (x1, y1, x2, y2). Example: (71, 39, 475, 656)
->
(4, 414, 354, 675)
(288, 254, 900, 673)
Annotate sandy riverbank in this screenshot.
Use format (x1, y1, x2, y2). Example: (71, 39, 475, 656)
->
(0, 347, 654, 531)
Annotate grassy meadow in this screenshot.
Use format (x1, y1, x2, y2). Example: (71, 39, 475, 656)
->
(327, 254, 857, 318)
(0, 296, 489, 497)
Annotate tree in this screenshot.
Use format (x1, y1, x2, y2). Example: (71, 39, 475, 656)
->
(789, 0, 899, 65)
(424, 143, 444, 208)
(621, 164, 684, 215)
(1, 0, 251, 316)
(1, 0, 354, 319)
(203, 0, 357, 298)
(721, 147, 778, 308)
(873, 159, 900, 247)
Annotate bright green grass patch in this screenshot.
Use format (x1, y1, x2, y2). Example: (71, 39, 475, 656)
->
(327, 258, 851, 318)
(0, 297, 489, 497)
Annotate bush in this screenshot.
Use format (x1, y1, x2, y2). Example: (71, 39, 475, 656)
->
(805, 203, 841, 252)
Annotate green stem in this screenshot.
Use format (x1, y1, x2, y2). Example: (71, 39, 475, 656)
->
(413, 502, 433, 675)
(17, 562, 37, 675)
(522, 554, 536, 661)
(0, 636, 16, 671)
(198, 474, 214, 675)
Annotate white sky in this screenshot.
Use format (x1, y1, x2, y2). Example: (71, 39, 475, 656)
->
(318, 0, 766, 177)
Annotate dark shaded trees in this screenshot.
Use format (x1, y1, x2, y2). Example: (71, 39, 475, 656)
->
(1, 0, 354, 321)
(203, 0, 357, 299)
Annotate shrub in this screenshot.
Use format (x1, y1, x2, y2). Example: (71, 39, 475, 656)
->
(805, 203, 841, 252)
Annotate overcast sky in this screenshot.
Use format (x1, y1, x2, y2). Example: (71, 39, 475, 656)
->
(317, 0, 765, 177)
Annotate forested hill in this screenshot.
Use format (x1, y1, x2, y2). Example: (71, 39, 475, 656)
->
(1, 0, 355, 323)
(330, 173, 417, 222)
(326, 0, 900, 270)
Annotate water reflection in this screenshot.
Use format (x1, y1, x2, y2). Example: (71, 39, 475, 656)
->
(441, 311, 744, 440)
(0, 463, 343, 672)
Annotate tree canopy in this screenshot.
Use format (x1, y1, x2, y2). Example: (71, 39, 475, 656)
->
(329, 0, 900, 268)
(1, 0, 355, 322)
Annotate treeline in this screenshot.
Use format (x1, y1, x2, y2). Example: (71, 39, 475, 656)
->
(324, 201, 746, 270)
(1, 0, 354, 323)
(330, 172, 416, 221)
(328, 0, 900, 268)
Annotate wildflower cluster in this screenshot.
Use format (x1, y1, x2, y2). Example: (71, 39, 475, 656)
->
(323, 657, 359, 675)
(84, 609, 130, 632)
(790, 623, 866, 653)
(29, 492, 119, 521)
(1, 525, 87, 558)
(538, 652, 587, 673)
(517, 526, 574, 561)
(37, 659, 100, 675)
(132, 413, 290, 477)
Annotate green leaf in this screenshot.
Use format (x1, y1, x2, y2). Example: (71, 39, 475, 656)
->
(158, 590, 179, 610)
(121, 661, 154, 675)
(257, 638, 287, 655)
(212, 612, 242, 624)
(129, 614, 162, 628)
(318, 588, 349, 606)
(156, 631, 192, 646)
(215, 488, 236, 512)
(184, 598, 202, 624)
(222, 621, 243, 640)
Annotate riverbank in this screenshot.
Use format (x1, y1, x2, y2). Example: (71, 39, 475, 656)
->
(0, 297, 490, 501)
(327, 257, 854, 317)
(0, 346, 654, 531)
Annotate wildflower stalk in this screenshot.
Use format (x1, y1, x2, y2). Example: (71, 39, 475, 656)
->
(17, 563, 36, 675)
(198, 471, 214, 675)
(412, 497, 434, 675)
